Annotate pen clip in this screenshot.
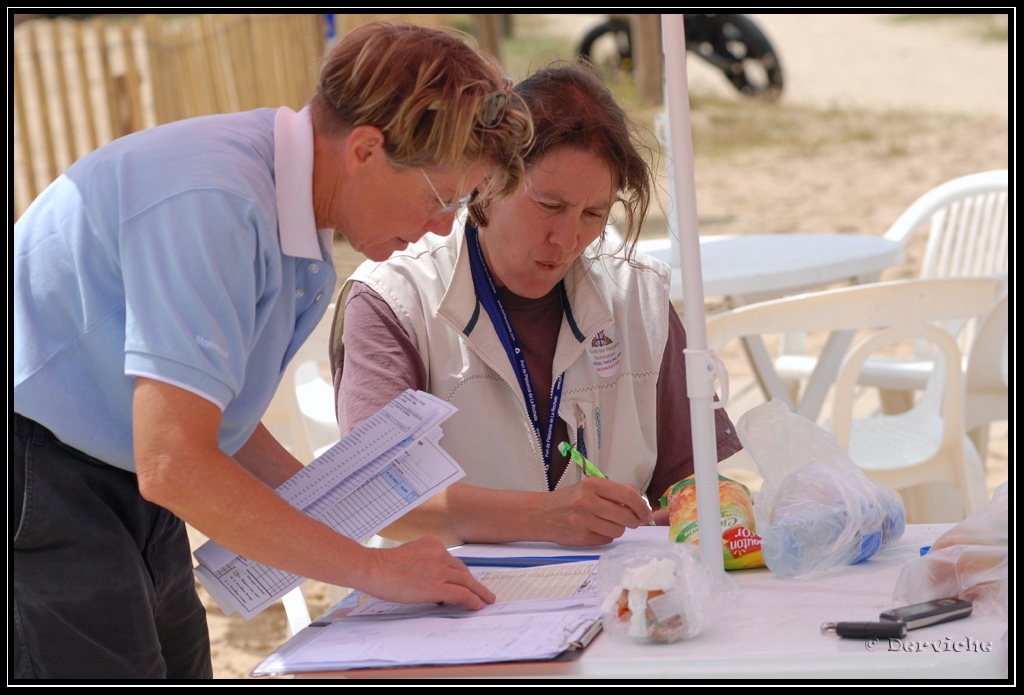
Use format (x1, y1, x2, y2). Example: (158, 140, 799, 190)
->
(573, 403, 588, 456)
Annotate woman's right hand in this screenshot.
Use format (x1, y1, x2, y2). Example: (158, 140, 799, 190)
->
(537, 477, 654, 546)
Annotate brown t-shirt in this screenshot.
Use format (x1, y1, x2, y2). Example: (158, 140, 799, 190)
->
(335, 281, 743, 504)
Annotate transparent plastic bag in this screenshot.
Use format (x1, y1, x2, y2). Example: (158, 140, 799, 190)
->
(737, 399, 906, 577)
(892, 482, 1008, 618)
(597, 542, 736, 643)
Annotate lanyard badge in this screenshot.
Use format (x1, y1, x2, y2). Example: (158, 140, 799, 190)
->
(467, 224, 565, 486)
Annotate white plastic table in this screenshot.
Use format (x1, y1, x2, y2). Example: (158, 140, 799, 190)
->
(300, 524, 1006, 680)
(636, 233, 905, 303)
(637, 233, 906, 420)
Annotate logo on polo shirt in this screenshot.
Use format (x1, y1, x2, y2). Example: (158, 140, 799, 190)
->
(195, 334, 229, 360)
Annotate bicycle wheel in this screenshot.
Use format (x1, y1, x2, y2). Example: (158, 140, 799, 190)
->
(690, 14, 784, 100)
(577, 18, 633, 75)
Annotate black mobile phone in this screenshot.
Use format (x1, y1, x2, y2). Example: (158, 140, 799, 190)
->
(879, 598, 973, 630)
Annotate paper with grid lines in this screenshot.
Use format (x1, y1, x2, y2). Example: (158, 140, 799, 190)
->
(193, 390, 463, 620)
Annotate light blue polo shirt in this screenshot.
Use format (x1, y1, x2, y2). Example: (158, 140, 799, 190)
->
(13, 106, 337, 472)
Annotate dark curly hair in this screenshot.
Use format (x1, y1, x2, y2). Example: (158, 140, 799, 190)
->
(470, 60, 652, 257)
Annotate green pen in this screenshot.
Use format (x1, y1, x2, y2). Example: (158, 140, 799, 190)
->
(558, 441, 656, 525)
(558, 441, 607, 479)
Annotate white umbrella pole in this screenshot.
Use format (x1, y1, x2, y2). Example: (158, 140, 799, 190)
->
(661, 14, 727, 574)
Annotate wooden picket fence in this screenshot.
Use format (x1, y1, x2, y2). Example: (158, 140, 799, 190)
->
(11, 14, 328, 220)
(11, 12, 323, 220)
(11, 13, 459, 220)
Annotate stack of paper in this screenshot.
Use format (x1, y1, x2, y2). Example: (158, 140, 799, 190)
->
(193, 390, 464, 620)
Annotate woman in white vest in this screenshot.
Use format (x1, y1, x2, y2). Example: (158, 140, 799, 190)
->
(332, 61, 742, 547)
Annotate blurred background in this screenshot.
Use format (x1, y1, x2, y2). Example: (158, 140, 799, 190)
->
(11, 13, 1009, 219)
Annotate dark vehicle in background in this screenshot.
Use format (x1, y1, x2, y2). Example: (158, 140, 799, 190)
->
(578, 14, 784, 100)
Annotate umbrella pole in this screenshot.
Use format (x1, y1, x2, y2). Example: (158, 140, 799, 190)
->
(661, 13, 728, 574)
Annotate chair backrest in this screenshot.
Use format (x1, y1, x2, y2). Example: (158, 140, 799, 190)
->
(708, 276, 1002, 429)
(884, 169, 1008, 278)
(884, 169, 1008, 356)
(964, 289, 1009, 433)
(707, 278, 1003, 354)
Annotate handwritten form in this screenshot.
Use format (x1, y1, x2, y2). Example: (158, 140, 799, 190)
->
(193, 390, 464, 620)
(484, 562, 598, 603)
(333, 561, 600, 619)
(251, 563, 603, 675)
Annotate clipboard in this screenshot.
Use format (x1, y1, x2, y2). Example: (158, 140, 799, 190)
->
(251, 611, 602, 676)
(251, 562, 603, 676)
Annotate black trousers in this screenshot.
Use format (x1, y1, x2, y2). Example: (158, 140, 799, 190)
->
(9, 413, 213, 679)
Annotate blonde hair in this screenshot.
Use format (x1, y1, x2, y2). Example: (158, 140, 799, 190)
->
(310, 21, 533, 202)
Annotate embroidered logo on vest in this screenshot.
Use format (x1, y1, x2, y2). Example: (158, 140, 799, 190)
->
(587, 326, 622, 378)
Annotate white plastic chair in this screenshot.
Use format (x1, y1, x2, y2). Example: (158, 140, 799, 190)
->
(265, 305, 340, 464)
(776, 170, 1009, 412)
(829, 309, 988, 524)
(282, 585, 312, 637)
(707, 277, 1002, 524)
(963, 289, 1009, 462)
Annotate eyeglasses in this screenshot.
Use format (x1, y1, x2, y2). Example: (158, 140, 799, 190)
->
(420, 169, 476, 214)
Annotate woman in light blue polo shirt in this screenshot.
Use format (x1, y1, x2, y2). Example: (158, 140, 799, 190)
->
(11, 21, 532, 679)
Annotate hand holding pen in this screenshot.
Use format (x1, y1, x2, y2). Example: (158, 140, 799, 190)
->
(558, 442, 657, 526)
(558, 441, 608, 479)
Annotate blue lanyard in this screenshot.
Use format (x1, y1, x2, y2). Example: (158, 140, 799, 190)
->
(467, 224, 565, 483)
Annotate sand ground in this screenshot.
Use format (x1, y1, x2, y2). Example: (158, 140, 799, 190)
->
(198, 13, 1010, 678)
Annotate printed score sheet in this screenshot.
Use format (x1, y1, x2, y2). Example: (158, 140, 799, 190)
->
(193, 390, 464, 620)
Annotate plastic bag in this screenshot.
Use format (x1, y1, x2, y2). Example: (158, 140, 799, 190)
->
(597, 542, 736, 643)
(892, 482, 1008, 618)
(737, 399, 906, 577)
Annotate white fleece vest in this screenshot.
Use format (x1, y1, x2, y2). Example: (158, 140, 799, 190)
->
(338, 229, 671, 493)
